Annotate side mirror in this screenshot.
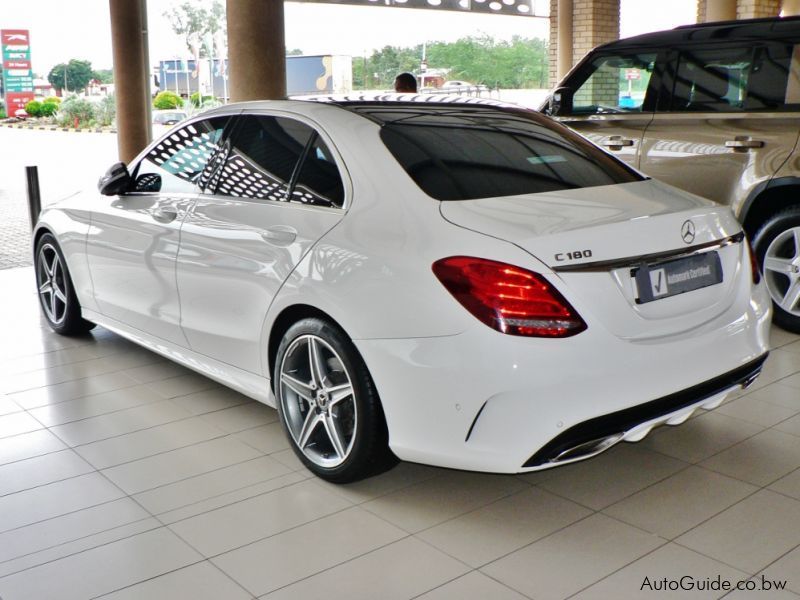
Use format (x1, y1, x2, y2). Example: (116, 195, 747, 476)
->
(97, 162, 131, 196)
(550, 86, 574, 116)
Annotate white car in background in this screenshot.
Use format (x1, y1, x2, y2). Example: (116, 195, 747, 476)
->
(33, 95, 771, 482)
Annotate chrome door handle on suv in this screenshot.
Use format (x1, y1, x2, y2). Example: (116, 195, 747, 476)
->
(725, 137, 765, 151)
(601, 136, 635, 150)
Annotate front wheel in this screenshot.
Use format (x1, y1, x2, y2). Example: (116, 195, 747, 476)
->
(752, 209, 800, 333)
(34, 233, 96, 336)
(274, 317, 395, 483)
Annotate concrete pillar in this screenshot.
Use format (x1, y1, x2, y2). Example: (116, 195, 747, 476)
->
(783, 0, 800, 14)
(737, 0, 781, 18)
(548, 0, 619, 87)
(226, 0, 286, 101)
(700, 0, 737, 21)
(109, 0, 151, 163)
(556, 0, 573, 82)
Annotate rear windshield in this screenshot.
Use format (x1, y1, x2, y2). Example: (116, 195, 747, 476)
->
(378, 110, 644, 201)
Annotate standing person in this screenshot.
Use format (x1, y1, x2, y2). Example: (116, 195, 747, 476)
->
(394, 72, 417, 93)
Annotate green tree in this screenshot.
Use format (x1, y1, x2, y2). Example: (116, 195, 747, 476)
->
(92, 69, 114, 84)
(164, 0, 226, 58)
(47, 59, 94, 93)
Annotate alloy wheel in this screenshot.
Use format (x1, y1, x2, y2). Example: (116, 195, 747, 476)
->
(278, 334, 357, 468)
(37, 243, 68, 326)
(763, 226, 800, 317)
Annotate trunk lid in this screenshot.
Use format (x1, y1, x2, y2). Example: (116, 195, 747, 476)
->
(440, 180, 747, 340)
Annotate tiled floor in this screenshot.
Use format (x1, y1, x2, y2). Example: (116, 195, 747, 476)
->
(1, 265, 800, 600)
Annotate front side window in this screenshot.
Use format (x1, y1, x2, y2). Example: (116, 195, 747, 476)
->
(134, 117, 229, 194)
(379, 109, 644, 201)
(572, 53, 656, 115)
(216, 115, 313, 202)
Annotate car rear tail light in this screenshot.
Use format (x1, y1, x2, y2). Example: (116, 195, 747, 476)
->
(746, 239, 761, 284)
(432, 256, 587, 337)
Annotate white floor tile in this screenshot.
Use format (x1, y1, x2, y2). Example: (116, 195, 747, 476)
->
(213, 506, 406, 596)
(481, 514, 665, 600)
(75, 416, 226, 469)
(102, 435, 263, 495)
(260, 537, 469, 600)
(169, 479, 352, 556)
(0, 449, 94, 496)
(0, 429, 66, 466)
(676, 489, 800, 573)
(0, 528, 202, 600)
(96, 561, 252, 600)
(0, 411, 43, 440)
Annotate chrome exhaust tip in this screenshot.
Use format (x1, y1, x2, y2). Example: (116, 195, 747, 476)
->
(550, 432, 624, 464)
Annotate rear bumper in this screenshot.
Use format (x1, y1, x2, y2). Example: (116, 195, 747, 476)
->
(522, 353, 767, 468)
(355, 281, 770, 473)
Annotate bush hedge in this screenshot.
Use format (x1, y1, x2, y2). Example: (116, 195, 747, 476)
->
(24, 100, 43, 117)
(153, 91, 183, 110)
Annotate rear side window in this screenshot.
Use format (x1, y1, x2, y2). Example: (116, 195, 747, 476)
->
(670, 48, 753, 112)
(216, 115, 313, 201)
(380, 112, 644, 201)
(291, 136, 345, 208)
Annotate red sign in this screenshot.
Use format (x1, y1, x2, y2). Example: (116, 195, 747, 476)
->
(625, 69, 641, 81)
(5, 91, 34, 116)
(1, 30, 30, 45)
(3, 59, 30, 70)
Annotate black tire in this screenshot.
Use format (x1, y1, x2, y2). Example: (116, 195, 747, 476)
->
(752, 208, 800, 333)
(34, 233, 96, 336)
(273, 317, 396, 483)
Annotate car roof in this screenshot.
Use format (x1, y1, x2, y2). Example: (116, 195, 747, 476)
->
(199, 93, 539, 125)
(596, 15, 800, 51)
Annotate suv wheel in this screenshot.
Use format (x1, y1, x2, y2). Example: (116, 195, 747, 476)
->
(753, 209, 800, 333)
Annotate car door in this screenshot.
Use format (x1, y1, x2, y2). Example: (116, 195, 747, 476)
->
(176, 112, 348, 374)
(86, 115, 232, 346)
(639, 42, 800, 214)
(555, 49, 660, 169)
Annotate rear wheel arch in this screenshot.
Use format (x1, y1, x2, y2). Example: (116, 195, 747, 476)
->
(267, 304, 349, 391)
(741, 178, 800, 238)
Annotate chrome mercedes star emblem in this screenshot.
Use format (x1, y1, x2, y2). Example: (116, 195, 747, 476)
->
(681, 220, 696, 244)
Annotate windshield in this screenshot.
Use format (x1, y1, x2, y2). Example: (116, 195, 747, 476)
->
(373, 107, 644, 201)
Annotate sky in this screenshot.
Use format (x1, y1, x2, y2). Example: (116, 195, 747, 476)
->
(3, 0, 697, 77)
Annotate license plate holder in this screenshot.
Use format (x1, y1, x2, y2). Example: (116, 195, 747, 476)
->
(633, 251, 723, 304)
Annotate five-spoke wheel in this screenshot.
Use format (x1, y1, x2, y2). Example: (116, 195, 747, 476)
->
(274, 318, 395, 482)
(34, 233, 95, 336)
(754, 210, 800, 333)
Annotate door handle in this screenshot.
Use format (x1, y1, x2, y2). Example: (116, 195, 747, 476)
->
(725, 137, 765, 151)
(260, 226, 297, 246)
(601, 136, 635, 149)
(151, 207, 178, 223)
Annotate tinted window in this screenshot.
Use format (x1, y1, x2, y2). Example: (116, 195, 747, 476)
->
(135, 117, 228, 194)
(291, 136, 345, 207)
(380, 111, 643, 201)
(748, 43, 793, 110)
(670, 48, 753, 112)
(572, 53, 657, 115)
(216, 115, 313, 202)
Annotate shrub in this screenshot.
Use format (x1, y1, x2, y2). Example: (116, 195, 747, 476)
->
(58, 96, 95, 127)
(190, 92, 214, 107)
(43, 96, 62, 105)
(153, 90, 183, 110)
(95, 94, 116, 127)
(40, 101, 59, 118)
(0, 108, 5, 119)
(24, 100, 43, 117)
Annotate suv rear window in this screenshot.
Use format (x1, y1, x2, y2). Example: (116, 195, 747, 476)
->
(377, 109, 644, 201)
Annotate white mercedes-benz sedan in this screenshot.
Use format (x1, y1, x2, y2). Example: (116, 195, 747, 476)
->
(33, 96, 771, 482)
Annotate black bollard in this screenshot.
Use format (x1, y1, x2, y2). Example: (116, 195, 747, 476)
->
(25, 166, 41, 231)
